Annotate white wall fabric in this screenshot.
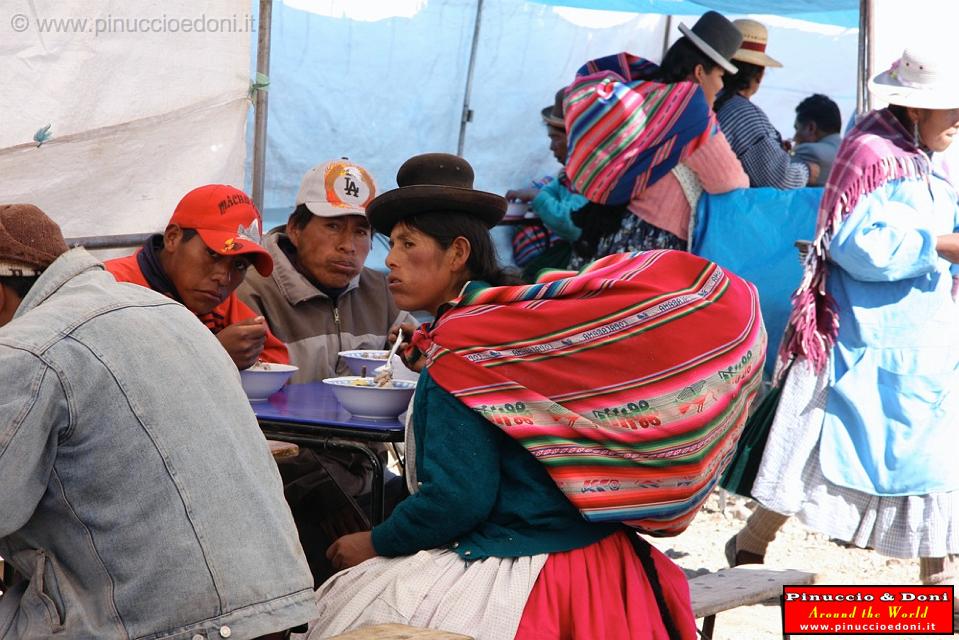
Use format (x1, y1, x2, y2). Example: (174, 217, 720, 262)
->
(253, 1, 859, 229)
(0, 0, 251, 237)
(251, 0, 669, 226)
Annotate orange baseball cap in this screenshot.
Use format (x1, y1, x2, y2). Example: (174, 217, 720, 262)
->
(168, 184, 273, 276)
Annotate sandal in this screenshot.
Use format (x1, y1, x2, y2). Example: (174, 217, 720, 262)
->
(724, 534, 765, 567)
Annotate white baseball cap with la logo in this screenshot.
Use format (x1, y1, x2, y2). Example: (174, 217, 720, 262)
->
(295, 158, 377, 218)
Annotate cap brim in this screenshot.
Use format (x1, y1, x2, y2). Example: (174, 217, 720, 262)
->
(732, 50, 783, 68)
(366, 185, 507, 236)
(195, 228, 274, 277)
(869, 71, 959, 109)
(302, 201, 368, 219)
(678, 23, 738, 74)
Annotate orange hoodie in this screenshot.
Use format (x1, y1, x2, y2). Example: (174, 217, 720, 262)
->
(105, 252, 289, 364)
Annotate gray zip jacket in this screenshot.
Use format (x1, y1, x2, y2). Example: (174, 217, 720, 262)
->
(238, 232, 412, 383)
(0, 249, 315, 639)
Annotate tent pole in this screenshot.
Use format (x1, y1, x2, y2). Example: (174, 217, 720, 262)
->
(855, 0, 869, 116)
(252, 0, 273, 213)
(457, 0, 485, 156)
(661, 15, 673, 59)
(866, 0, 874, 113)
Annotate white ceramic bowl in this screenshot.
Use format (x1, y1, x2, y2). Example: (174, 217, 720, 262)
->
(505, 201, 531, 220)
(373, 355, 419, 382)
(338, 349, 391, 376)
(323, 376, 417, 419)
(240, 363, 299, 401)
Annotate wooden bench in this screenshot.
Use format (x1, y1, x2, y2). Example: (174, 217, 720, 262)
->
(689, 565, 817, 639)
(267, 439, 300, 461)
(328, 624, 472, 639)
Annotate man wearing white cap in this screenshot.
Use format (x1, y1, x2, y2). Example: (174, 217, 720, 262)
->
(239, 158, 410, 383)
(715, 19, 820, 188)
(238, 158, 411, 586)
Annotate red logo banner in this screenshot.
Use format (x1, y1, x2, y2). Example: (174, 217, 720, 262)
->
(782, 585, 954, 635)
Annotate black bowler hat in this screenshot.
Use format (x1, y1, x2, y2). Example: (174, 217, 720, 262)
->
(366, 153, 507, 235)
(677, 11, 743, 74)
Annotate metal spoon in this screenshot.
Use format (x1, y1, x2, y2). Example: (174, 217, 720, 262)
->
(375, 328, 404, 386)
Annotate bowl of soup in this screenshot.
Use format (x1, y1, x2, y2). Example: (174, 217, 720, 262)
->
(240, 362, 299, 401)
(338, 349, 391, 376)
(323, 376, 416, 419)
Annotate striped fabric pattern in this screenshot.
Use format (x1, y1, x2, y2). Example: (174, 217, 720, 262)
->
(564, 53, 715, 206)
(412, 251, 766, 536)
(512, 223, 561, 267)
(715, 94, 809, 189)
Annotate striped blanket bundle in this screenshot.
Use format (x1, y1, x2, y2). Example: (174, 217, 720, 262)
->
(413, 250, 765, 536)
(564, 53, 715, 207)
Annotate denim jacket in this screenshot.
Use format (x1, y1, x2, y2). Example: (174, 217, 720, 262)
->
(0, 249, 316, 639)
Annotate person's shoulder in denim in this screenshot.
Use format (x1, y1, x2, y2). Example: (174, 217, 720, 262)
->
(0, 249, 316, 639)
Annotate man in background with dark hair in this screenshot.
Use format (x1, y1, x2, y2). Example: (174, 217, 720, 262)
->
(0, 203, 314, 639)
(791, 93, 843, 186)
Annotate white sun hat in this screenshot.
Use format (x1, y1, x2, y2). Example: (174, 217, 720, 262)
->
(869, 47, 959, 110)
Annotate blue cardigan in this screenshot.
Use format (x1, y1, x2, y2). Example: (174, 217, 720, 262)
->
(371, 371, 617, 560)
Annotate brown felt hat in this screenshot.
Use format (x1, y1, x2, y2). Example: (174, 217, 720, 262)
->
(0, 204, 69, 276)
(366, 153, 507, 235)
(541, 88, 566, 128)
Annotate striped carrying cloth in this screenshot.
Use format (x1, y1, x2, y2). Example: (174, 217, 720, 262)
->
(564, 53, 715, 206)
(412, 250, 765, 536)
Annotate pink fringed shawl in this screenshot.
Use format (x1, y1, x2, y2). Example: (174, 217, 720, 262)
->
(779, 108, 930, 372)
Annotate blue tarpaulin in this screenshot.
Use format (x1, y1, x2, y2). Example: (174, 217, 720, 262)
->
(528, 0, 860, 28)
(692, 187, 822, 377)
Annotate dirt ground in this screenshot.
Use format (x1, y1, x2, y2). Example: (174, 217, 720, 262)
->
(649, 491, 952, 639)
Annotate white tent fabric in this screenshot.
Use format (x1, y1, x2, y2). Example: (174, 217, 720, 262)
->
(250, 1, 859, 229)
(249, 0, 671, 225)
(3, 0, 951, 239)
(0, 0, 251, 237)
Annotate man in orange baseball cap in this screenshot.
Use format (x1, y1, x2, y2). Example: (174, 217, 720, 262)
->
(106, 184, 289, 369)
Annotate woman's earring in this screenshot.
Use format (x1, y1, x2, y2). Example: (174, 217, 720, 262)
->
(914, 120, 920, 146)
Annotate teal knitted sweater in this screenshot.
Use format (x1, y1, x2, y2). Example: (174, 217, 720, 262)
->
(371, 371, 617, 561)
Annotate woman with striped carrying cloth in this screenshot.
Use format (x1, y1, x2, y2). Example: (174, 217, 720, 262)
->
(307, 153, 765, 640)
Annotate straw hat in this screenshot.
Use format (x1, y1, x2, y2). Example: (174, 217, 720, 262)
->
(730, 19, 782, 68)
(869, 47, 959, 109)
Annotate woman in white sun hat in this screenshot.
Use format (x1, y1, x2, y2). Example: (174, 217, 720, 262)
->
(715, 19, 820, 189)
(728, 45, 959, 612)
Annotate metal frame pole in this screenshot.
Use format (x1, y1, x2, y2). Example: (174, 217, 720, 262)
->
(457, 0, 485, 156)
(661, 15, 673, 60)
(856, 0, 871, 116)
(865, 0, 874, 114)
(252, 0, 273, 212)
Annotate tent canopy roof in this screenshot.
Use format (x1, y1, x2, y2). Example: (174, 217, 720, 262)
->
(529, 0, 860, 28)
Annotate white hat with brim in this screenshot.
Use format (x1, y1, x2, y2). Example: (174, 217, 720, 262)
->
(296, 159, 376, 218)
(869, 47, 959, 110)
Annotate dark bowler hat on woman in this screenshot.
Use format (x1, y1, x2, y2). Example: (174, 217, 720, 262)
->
(366, 153, 507, 235)
(677, 10, 743, 74)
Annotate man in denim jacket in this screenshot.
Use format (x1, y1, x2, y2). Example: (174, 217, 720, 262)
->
(0, 204, 316, 639)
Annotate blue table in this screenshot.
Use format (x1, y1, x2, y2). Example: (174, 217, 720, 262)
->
(252, 382, 404, 524)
